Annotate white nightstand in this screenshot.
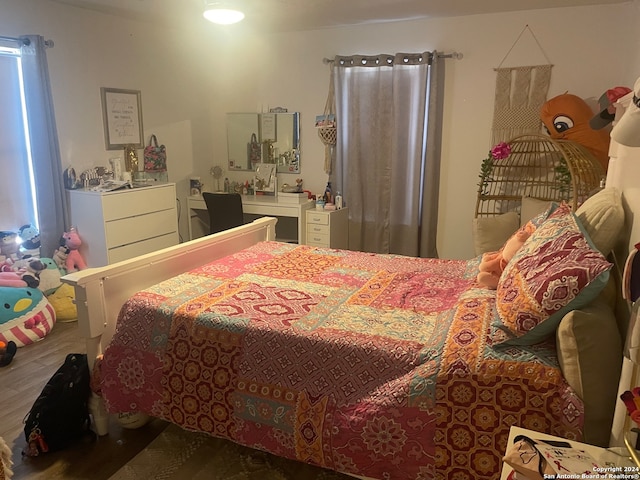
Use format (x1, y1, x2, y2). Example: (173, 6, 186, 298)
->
(305, 207, 349, 249)
(500, 426, 636, 479)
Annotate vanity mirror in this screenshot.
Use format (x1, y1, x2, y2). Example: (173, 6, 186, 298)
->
(226, 112, 300, 174)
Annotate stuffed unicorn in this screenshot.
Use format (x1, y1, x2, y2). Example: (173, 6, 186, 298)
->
(61, 227, 87, 273)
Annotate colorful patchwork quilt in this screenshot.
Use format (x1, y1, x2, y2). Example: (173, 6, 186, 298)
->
(99, 242, 583, 479)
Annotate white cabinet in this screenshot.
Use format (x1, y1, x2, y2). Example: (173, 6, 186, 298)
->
(67, 183, 179, 266)
(305, 208, 349, 249)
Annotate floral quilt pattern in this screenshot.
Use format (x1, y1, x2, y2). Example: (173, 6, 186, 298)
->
(99, 242, 583, 480)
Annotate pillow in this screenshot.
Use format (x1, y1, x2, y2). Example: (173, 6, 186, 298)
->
(556, 299, 622, 447)
(472, 212, 519, 255)
(520, 196, 553, 226)
(493, 203, 612, 346)
(576, 187, 624, 256)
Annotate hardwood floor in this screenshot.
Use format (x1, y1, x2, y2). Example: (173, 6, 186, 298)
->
(0, 321, 167, 479)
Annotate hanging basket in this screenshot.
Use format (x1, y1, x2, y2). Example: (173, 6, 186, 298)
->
(318, 62, 337, 174)
(317, 125, 337, 146)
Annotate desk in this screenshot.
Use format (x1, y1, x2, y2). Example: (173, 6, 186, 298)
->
(188, 194, 314, 244)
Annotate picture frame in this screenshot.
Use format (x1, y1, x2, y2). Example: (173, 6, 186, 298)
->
(260, 113, 277, 141)
(254, 163, 277, 195)
(100, 87, 144, 150)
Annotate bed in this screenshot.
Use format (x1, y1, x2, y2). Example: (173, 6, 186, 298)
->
(61, 184, 630, 480)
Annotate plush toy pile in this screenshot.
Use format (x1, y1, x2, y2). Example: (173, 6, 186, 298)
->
(0, 225, 89, 361)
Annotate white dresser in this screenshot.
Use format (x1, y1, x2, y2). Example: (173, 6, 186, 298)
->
(67, 183, 179, 267)
(305, 208, 349, 249)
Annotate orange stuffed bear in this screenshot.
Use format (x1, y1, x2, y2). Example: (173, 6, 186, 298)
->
(477, 224, 534, 289)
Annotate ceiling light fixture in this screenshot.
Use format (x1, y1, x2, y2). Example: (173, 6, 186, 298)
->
(203, 1, 245, 25)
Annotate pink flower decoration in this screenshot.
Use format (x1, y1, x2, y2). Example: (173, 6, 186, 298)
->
(490, 142, 511, 160)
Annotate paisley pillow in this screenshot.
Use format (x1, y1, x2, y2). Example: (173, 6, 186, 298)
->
(493, 203, 612, 346)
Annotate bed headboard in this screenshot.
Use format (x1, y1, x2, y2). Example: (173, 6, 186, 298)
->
(600, 89, 640, 448)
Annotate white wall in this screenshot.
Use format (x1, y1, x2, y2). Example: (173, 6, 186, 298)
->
(2, 0, 639, 257)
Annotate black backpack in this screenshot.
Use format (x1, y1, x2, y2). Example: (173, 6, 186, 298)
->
(23, 353, 93, 456)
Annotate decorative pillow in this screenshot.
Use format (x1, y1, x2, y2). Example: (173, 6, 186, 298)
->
(520, 196, 553, 226)
(556, 299, 622, 447)
(493, 203, 612, 346)
(576, 187, 624, 256)
(472, 211, 520, 255)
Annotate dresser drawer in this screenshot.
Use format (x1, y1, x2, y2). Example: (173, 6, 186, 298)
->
(105, 208, 177, 248)
(102, 185, 176, 221)
(108, 232, 178, 264)
(306, 232, 330, 246)
(307, 223, 330, 235)
(307, 212, 329, 225)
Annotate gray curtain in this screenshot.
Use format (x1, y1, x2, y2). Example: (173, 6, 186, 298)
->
(20, 35, 67, 257)
(332, 52, 443, 258)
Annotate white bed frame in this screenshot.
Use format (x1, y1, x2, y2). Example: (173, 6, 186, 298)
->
(61, 217, 277, 434)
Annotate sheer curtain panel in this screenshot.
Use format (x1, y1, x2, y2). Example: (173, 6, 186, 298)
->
(333, 52, 443, 257)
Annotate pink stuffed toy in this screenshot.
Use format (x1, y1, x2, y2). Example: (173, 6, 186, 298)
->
(61, 227, 87, 273)
(477, 224, 534, 289)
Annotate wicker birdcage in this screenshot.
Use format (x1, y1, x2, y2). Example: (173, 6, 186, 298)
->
(475, 134, 606, 218)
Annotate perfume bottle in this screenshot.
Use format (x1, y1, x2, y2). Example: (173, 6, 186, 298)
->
(124, 145, 138, 173)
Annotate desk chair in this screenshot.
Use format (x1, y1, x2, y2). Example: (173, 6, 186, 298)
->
(202, 192, 245, 234)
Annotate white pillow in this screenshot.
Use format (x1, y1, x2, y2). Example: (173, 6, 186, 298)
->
(576, 187, 624, 256)
(520, 196, 553, 226)
(472, 212, 519, 255)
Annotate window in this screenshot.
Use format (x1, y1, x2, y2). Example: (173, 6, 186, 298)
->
(0, 42, 38, 235)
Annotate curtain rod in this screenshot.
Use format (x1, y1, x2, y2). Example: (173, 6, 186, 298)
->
(322, 51, 463, 64)
(0, 35, 54, 48)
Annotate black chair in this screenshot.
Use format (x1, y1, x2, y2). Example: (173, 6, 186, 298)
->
(202, 192, 245, 234)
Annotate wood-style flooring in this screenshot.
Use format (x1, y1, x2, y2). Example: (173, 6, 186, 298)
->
(0, 321, 168, 480)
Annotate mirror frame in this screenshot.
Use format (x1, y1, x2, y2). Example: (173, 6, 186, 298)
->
(226, 112, 300, 174)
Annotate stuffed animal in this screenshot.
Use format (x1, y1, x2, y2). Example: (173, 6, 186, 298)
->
(0, 271, 28, 288)
(0, 286, 56, 347)
(1, 258, 46, 288)
(37, 258, 62, 294)
(52, 245, 70, 272)
(61, 227, 87, 273)
(18, 224, 41, 258)
(477, 224, 534, 289)
(0, 231, 21, 262)
(47, 283, 77, 322)
(540, 92, 611, 172)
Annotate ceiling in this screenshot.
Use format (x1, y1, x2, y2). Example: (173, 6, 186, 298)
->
(49, 0, 628, 33)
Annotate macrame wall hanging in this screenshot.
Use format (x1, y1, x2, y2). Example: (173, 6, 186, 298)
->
(317, 62, 337, 175)
(491, 25, 553, 145)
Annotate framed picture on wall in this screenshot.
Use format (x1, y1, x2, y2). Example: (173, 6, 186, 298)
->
(100, 87, 144, 150)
